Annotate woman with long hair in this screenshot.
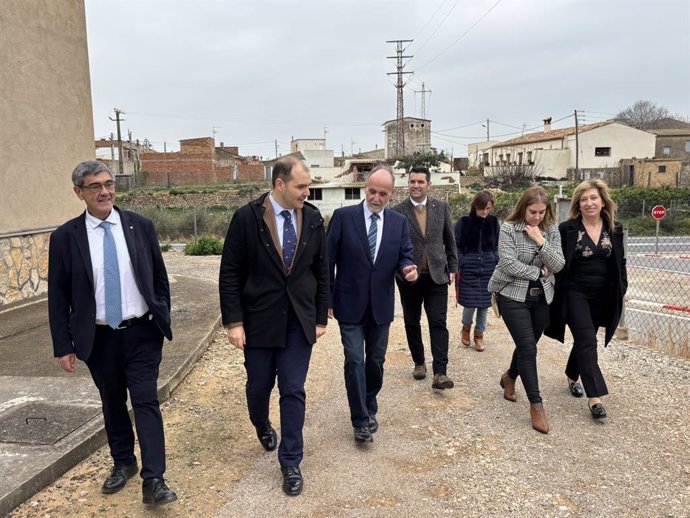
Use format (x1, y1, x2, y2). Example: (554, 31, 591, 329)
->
(546, 179, 627, 420)
(454, 190, 500, 351)
(488, 186, 564, 434)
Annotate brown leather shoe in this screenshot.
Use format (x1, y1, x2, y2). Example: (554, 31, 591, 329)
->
(461, 324, 471, 347)
(412, 364, 427, 380)
(432, 374, 455, 389)
(474, 331, 485, 351)
(530, 403, 549, 434)
(499, 371, 517, 402)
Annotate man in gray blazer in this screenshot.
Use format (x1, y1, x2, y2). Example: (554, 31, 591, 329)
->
(393, 166, 458, 389)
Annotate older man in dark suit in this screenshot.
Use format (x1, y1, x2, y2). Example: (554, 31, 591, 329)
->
(48, 161, 176, 506)
(219, 156, 329, 496)
(327, 164, 418, 444)
(392, 166, 458, 389)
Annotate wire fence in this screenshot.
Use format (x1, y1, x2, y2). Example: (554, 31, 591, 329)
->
(618, 201, 690, 357)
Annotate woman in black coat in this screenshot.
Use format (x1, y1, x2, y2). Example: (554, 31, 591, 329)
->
(546, 179, 627, 420)
(454, 191, 500, 351)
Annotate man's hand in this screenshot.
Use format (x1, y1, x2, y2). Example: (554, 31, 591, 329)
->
(328, 308, 334, 319)
(525, 225, 545, 247)
(316, 326, 327, 339)
(402, 264, 418, 282)
(226, 325, 246, 350)
(59, 353, 76, 373)
(448, 272, 454, 285)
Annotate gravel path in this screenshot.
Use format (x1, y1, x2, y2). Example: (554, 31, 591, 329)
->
(9, 252, 690, 518)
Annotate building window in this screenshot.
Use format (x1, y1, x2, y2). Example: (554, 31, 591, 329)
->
(310, 188, 323, 201)
(344, 187, 360, 200)
(685, 141, 690, 152)
(662, 146, 672, 156)
(658, 165, 667, 173)
(518, 152, 523, 165)
(527, 151, 533, 165)
(506, 153, 511, 163)
(595, 147, 611, 157)
(482, 152, 489, 166)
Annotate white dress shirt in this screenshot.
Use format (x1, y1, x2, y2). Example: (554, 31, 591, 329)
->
(85, 210, 149, 324)
(363, 203, 384, 261)
(269, 194, 296, 248)
(410, 197, 427, 209)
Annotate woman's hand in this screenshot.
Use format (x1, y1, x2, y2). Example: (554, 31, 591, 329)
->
(525, 225, 545, 247)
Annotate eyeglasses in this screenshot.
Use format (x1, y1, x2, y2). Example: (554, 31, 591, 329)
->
(80, 180, 116, 193)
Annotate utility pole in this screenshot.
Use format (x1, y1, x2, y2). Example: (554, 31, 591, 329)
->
(275, 139, 278, 158)
(386, 39, 413, 158)
(574, 109, 579, 178)
(109, 108, 125, 176)
(485, 118, 490, 142)
(413, 82, 431, 120)
(323, 126, 328, 148)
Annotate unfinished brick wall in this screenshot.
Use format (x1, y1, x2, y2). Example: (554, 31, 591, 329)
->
(140, 137, 218, 186)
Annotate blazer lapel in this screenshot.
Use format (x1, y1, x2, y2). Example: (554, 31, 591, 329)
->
(118, 209, 139, 274)
(565, 221, 579, 269)
(261, 197, 289, 272)
(73, 213, 94, 289)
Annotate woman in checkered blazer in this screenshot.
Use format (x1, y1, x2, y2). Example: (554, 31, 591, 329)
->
(488, 186, 565, 434)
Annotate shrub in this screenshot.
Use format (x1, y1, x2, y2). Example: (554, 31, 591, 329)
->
(184, 236, 224, 255)
(160, 243, 173, 252)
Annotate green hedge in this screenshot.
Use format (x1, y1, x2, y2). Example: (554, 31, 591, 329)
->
(184, 236, 224, 255)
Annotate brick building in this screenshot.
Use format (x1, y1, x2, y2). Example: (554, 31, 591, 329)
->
(139, 137, 264, 186)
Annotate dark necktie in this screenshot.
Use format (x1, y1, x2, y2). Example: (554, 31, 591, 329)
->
(281, 210, 297, 269)
(368, 213, 379, 261)
(100, 221, 122, 329)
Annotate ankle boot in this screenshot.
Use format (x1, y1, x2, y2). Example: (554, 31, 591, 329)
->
(499, 371, 517, 402)
(461, 324, 471, 347)
(529, 403, 549, 434)
(473, 331, 484, 351)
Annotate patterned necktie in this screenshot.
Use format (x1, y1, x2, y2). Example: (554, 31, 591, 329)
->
(100, 221, 122, 329)
(281, 210, 297, 269)
(368, 213, 379, 261)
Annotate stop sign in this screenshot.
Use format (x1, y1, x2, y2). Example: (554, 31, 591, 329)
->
(651, 205, 667, 220)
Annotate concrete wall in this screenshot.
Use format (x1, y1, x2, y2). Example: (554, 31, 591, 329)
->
(0, 0, 94, 304)
(385, 118, 431, 158)
(566, 123, 656, 169)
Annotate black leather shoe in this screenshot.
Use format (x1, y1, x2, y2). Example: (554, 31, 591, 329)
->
(142, 478, 177, 506)
(353, 426, 373, 443)
(256, 425, 277, 452)
(368, 415, 378, 433)
(102, 462, 138, 494)
(589, 403, 607, 419)
(281, 466, 303, 496)
(569, 381, 585, 398)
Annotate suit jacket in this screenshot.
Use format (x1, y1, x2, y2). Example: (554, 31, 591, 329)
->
(219, 192, 329, 348)
(327, 202, 414, 325)
(392, 197, 457, 285)
(545, 218, 628, 346)
(48, 208, 172, 362)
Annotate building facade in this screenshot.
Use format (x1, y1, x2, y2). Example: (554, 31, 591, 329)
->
(384, 117, 431, 159)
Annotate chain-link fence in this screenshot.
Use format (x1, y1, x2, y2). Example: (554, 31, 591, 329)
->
(132, 206, 235, 242)
(618, 200, 690, 357)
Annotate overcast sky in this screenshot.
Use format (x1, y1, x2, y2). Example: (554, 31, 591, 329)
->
(85, 0, 690, 159)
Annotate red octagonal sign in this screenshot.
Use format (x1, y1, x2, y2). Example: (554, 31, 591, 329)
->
(651, 205, 667, 220)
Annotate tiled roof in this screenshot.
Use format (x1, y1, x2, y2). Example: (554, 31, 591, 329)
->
(493, 120, 616, 148)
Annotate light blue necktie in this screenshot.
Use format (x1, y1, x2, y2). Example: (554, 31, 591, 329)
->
(281, 210, 297, 270)
(368, 213, 379, 261)
(100, 221, 122, 329)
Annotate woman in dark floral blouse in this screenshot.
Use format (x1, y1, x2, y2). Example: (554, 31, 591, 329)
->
(546, 180, 627, 420)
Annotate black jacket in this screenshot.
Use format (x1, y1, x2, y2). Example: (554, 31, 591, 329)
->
(545, 218, 628, 346)
(219, 193, 329, 348)
(454, 213, 499, 308)
(48, 208, 172, 361)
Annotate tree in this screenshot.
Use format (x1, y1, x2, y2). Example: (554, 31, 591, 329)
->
(395, 149, 447, 172)
(616, 100, 670, 130)
(485, 163, 539, 191)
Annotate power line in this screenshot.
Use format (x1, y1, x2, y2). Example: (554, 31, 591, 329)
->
(411, 0, 450, 41)
(415, 0, 504, 72)
(408, 0, 463, 58)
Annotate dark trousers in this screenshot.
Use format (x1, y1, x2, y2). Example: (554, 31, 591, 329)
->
(564, 288, 609, 397)
(396, 274, 450, 375)
(243, 311, 312, 468)
(500, 294, 550, 404)
(86, 320, 165, 480)
(339, 306, 390, 428)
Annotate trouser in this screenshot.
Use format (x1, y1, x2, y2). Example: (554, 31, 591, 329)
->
(564, 287, 609, 397)
(396, 274, 450, 375)
(244, 309, 312, 468)
(500, 293, 550, 404)
(339, 306, 390, 428)
(87, 319, 166, 480)
(462, 306, 489, 332)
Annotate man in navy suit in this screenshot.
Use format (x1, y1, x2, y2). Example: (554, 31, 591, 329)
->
(219, 156, 329, 496)
(48, 161, 177, 506)
(327, 164, 418, 443)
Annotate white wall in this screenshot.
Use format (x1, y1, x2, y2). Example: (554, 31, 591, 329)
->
(566, 123, 656, 169)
